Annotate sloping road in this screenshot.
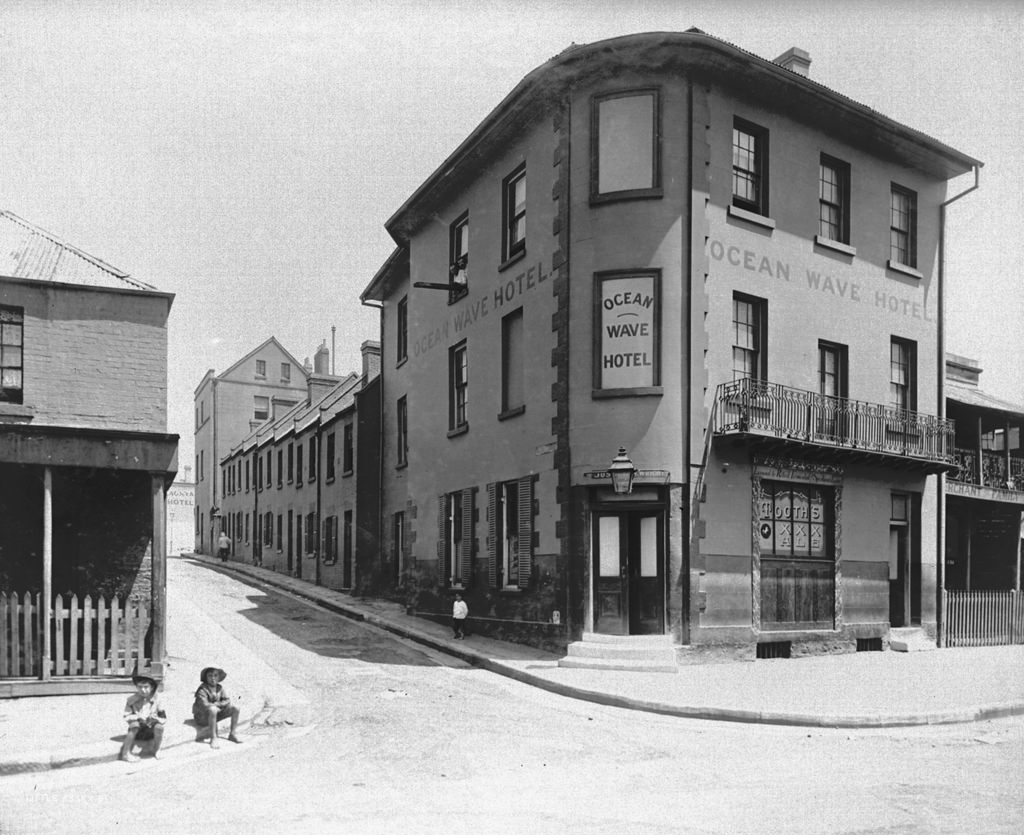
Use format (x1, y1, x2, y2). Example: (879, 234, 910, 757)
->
(2, 559, 1022, 834)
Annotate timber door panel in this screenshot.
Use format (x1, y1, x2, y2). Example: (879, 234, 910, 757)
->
(593, 510, 665, 635)
(594, 515, 627, 634)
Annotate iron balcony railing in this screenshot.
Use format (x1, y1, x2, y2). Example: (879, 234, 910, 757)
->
(714, 378, 956, 465)
(950, 448, 1024, 491)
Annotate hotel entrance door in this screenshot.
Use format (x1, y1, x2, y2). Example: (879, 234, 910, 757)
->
(593, 510, 665, 635)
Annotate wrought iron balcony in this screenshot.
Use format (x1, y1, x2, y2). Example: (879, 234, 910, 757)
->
(714, 379, 956, 469)
(950, 447, 1024, 491)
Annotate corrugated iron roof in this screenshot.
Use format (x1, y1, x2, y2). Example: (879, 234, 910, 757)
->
(0, 210, 156, 291)
(947, 382, 1024, 419)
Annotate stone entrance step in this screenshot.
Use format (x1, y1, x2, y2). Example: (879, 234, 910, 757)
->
(890, 626, 936, 652)
(558, 632, 678, 673)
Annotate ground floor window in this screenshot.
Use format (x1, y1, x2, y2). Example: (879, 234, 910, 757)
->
(392, 511, 405, 579)
(757, 479, 836, 629)
(438, 488, 474, 587)
(487, 476, 534, 589)
(323, 515, 338, 564)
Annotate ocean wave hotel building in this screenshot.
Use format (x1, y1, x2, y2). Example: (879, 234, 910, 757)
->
(361, 30, 981, 660)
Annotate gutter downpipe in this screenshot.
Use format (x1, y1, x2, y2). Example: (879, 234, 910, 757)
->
(937, 164, 980, 647)
(315, 417, 323, 588)
(361, 299, 386, 593)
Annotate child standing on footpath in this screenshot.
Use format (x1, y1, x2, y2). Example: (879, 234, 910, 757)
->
(452, 593, 468, 639)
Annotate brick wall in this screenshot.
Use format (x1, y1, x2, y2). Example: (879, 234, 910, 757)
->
(1, 281, 170, 432)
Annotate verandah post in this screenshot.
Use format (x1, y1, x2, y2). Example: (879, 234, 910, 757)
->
(42, 466, 52, 681)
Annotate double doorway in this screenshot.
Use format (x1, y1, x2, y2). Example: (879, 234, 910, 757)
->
(592, 506, 665, 635)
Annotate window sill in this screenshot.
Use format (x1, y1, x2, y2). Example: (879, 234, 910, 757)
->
(814, 235, 856, 257)
(590, 187, 663, 206)
(448, 287, 469, 306)
(395, 461, 408, 470)
(727, 205, 775, 230)
(593, 386, 663, 399)
(886, 260, 923, 280)
(396, 356, 408, 370)
(342, 469, 353, 478)
(325, 476, 335, 485)
(498, 405, 525, 421)
(447, 424, 469, 439)
(498, 250, 526, 273)
(0, 401, 34, 421)
(499, 586, 523, 594)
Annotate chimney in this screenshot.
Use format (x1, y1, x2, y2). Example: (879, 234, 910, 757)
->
(314, 341, 330, 374)
(945, 353, 982, 388)
(307, 373, 336, 403)
(361, 340, 381, 382)
(774, 47, 811, 77)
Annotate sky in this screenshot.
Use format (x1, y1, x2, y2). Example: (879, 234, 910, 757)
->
(2, 0, 1022, 472)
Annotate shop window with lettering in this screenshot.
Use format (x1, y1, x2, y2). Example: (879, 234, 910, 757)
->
(593, 271, 660, 395)
(757, 480, 835, 629)
(591, 89, 660, 201)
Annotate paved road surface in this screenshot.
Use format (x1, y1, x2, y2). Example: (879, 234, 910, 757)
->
(1, 559, 1021, 834)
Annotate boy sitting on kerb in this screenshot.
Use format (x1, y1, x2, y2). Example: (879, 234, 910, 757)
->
(120, 672, 166, 762)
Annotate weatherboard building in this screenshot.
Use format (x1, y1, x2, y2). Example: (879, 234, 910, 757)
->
(361, 30, 980, 659)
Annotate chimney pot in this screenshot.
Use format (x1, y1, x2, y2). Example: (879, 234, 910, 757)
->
(774, 47, 811, 77)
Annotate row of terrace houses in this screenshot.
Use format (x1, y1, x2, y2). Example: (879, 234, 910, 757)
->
(202, 30, 1021, 662)
(216, 341, 381, 592)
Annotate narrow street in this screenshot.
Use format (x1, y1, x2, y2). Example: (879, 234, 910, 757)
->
(2, 559, 1021, 834)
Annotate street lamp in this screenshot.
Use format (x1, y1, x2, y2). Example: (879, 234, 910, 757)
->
(608, 447, 637, 495)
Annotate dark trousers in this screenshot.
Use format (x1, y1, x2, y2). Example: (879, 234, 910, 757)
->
(452, 617, 466, 638)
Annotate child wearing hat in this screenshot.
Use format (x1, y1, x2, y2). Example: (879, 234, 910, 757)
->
(192, 666, 242, 749)
(120, 673, 166, 762)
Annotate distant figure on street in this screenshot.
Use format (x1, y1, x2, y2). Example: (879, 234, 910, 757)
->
(217, 531, 231, 562)
(452, 593, 468, 639)
(192, 666, 242, 748)
(120, 672, 166, 762)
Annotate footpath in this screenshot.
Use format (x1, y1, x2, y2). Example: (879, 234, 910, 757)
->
(2, 552, 1023, 777)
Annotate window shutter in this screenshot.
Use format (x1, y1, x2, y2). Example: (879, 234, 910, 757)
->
(486, 482, 497, 588)
(459, 487, 474, 586)
(517, 477, 533, 588)
(437, 494, 446, 576)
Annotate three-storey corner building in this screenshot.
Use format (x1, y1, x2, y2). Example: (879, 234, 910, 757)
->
(361, 31, 981, 657)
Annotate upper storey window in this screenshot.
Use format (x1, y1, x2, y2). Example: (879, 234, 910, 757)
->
(502, 164, 526, 264)
(732, 118, 769, 216)
(0, 305, 24, 404)
(819, 155, 851, 244)
(591, 90, 660, 201)
(889, 184, 917, 269)
(449, 212, 469, 303)
(255, 359, 266, 378)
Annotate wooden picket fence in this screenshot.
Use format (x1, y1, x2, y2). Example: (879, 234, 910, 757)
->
(943, 590, 1024, 648)
(0, 591, 150, 678)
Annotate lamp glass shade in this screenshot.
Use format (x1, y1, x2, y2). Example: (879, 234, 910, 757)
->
(608, 447, 636, 495)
